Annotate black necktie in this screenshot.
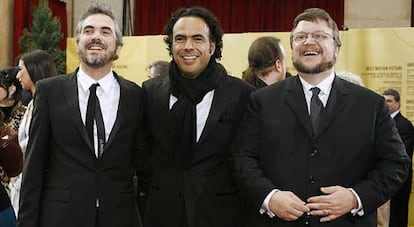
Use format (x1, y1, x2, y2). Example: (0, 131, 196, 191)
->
(310, 87, 323, 134)
(85, 83, 105, 157)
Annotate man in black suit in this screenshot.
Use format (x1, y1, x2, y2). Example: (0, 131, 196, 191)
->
(139, 7, 254, 227)
(18, 2, 144, 227)
(383, 88, 414, 227)
(232, 8, 410, 227)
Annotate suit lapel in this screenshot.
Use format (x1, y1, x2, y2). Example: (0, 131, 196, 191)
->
(63, 71, 94, 151)
(197, 76, 230, 143)
(105, 72, 126, 149)
(285, 77, 314, 137)
(314, 76, 348, 137)
(159, 76, 172, 133)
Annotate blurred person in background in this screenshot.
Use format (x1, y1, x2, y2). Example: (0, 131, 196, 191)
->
(242, 36, 287, 88)
(146, 60, 169, 79)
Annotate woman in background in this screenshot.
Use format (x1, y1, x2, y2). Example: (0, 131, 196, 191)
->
(0, 67, 25, 133)
(9, 49, 57, 216)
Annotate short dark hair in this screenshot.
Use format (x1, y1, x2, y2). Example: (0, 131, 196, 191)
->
(290, 8, 341, 47)
(147, 60, 169, 78)
(163, 7, 224, 59)
(383, 89, 400, 102)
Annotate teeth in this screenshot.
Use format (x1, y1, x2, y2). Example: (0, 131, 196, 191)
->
(304, 51, 318, 56)
(183, 56, 196, 60)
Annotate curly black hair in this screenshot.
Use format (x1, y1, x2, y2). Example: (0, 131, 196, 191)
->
(163, 7, 223, 59)
(0, 67, 21, 100)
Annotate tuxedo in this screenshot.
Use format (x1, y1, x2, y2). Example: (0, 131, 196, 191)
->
(389, 112, 414, 227)
(232, 75, 410, 227)
(140, 72, 254, 227)
(18, 70, 144, 227)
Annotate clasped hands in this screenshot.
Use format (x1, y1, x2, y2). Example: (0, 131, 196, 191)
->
(268, 186, 358, 222)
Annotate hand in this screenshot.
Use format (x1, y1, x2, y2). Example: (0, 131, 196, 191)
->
(306, 186, 358, 222)
(269, 191, 310, 221)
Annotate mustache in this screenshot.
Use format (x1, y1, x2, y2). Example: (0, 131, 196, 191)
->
(87, 40, 105, 49)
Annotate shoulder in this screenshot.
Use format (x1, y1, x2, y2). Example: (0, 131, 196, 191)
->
(142, 75, 166, 90)
(36, 73, 73, 88)
(222, 75, 255, 93)
(335, 77, 383, 102)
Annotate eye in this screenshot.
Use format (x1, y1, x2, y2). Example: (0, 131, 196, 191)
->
(313, 33, 327, 41)
(83, 28, 93, 35)
(102, 28, 112, 35)
(174, 36, 185, 43)
(293, 33, 307, 42)
(193, 36, 205, 43)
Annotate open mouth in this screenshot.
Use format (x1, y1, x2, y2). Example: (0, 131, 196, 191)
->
(303, 51, 318, 56)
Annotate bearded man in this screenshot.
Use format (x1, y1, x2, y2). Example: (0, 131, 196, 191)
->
(232, 8, 410, 227)
(17, 2, 144, 227)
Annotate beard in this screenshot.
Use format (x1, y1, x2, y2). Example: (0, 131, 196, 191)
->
(293, 56, 336, 74)
(77, 43, 118, 68)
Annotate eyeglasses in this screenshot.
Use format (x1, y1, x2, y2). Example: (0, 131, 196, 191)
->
(292, 31, 334, 43)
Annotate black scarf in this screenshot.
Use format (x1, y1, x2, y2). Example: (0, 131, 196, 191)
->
(169, 59, 223, 163)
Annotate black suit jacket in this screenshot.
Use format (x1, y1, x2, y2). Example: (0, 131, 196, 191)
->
(18, 71, 144, 227)
(232, 76, 410, 227)
(140, 74, 254, 227)
(389, 112, 414, 227)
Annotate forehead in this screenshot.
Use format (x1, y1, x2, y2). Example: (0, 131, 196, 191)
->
(293, 19, 331, 33)
(173, 16, 210, 36)
(384, 95, 396, 101)
(82, 13, 115, 30)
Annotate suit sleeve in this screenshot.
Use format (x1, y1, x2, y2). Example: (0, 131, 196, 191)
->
(231, 93, 276, 211)
(352, 98, 410, 214)
(133, 82, 153, 215)
(398, 117, 414, 159)
(18, 82, 50, 227)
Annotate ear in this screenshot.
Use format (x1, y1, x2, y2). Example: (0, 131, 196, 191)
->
(274, 59, 283, 72)
(209, 42, 216, 55)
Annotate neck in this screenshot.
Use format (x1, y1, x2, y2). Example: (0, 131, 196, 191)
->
(258, 71, 285, 85)
(80, 63, 112, 81)
(298, 69, 333, 86)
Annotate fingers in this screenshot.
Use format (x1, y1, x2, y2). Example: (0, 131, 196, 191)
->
(305, 185, 355, 222)
(269, 191, 310, 221)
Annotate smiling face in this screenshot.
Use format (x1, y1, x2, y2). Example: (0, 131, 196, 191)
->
(76, 14, 121, 69)
(291, 19, 339, 75)
(172, 16, 216, 78)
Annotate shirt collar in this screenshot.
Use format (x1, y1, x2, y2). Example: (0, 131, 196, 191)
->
(390, 110, 400, 118)
(299, 71, 335, 96)
(77, 67, 115, 93)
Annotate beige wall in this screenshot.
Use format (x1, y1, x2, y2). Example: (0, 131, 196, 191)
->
(345, 0, 411, 28)
(0, 0, 15, 67)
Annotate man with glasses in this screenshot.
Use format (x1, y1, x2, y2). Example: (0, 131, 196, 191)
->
(232, 8, 410, 227)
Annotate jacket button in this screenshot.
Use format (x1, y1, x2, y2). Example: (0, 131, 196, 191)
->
(309, 176, 315, 184)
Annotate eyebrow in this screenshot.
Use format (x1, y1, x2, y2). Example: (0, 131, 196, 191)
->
(83, 25, 113, 31)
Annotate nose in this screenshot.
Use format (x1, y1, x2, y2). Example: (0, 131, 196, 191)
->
(90, 30, 103, 42)
(183, 39, 194, 50)
(303, 34, 317, 44)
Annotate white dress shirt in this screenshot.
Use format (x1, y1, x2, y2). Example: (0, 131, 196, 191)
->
(169, 90, 215, 142)
(77, 68, 120, 157)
